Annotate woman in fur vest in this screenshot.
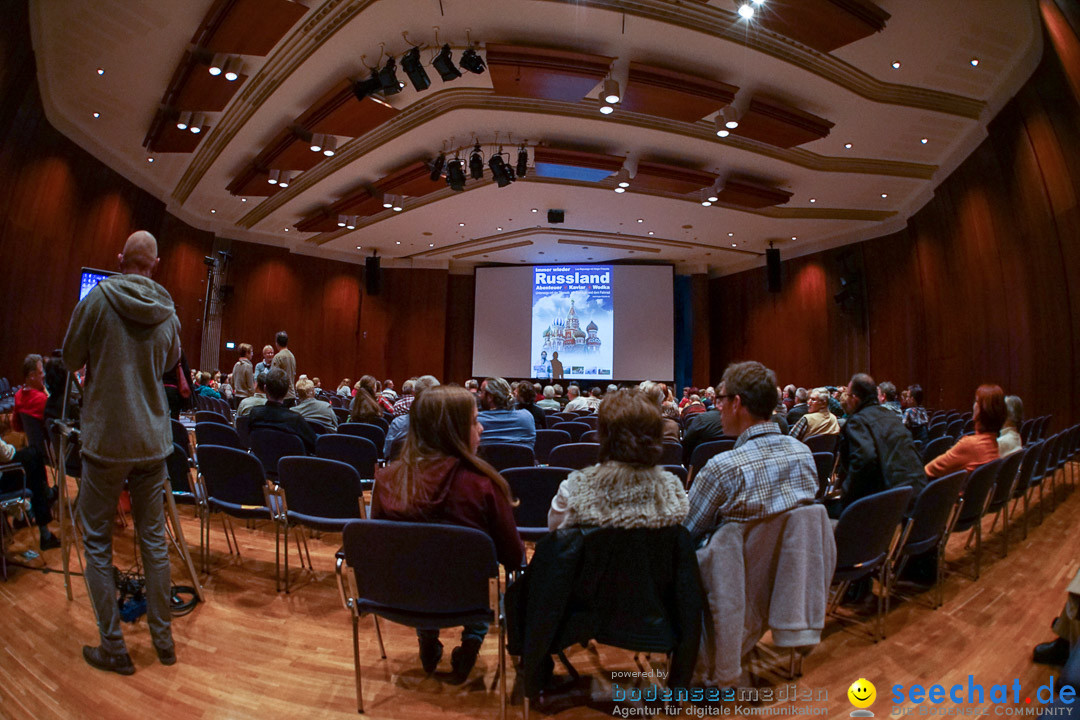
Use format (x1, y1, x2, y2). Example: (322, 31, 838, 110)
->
(547, 388, 688, 530)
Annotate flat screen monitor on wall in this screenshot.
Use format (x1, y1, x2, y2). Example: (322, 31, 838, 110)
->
(472, 264, 675, 382)
(79, 267, 117, 302)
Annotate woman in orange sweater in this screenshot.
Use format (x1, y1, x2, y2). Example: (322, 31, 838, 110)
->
(924, 384, 1005, 478)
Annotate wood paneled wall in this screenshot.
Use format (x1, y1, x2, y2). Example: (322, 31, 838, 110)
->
(710, 23, 1080, 429)
(0, 1, 211, 383)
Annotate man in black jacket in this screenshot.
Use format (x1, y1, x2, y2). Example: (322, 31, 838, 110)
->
(833, 373, 925, 517)
(248, 368, 317, 453)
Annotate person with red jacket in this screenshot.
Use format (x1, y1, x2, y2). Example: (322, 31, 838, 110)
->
(372, 384, 523, 684)
(13, 353, 47, 432)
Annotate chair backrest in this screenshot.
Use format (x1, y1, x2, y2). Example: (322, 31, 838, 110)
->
(1034, 415, 1050, 441)
(954, 458, 1003, 528)
(812, 451, 836, 498)
(659, 441, 683, 466)
(900, 470, 967, 556)
(18, 413, 49, 456)
(171, 419, 191, 457)
(1031, 435, 1055, 483)
(235, 415, 252, 448)
(548, 442, 600, 470)
(985, 447, 1025, 512)
(342, 520, 497, 614)
(551, 421, 590, 442)
(578, 415, 599, 430)
(833, 486, 913, 576)
(580, 429, 599, 443)
(921, 435, 953, 464)
(478, 443, 536, 471)
(369, 415, 390, 432)
(249, 429, 307, 478)
(197, 444, 268, 507)
(338, 422, 386, 451)
(195, 410, 227, 424)
(662, 464, 689, 486)
(278, 456, 366, 521)
(166, 442, 193, 494)
(553, 412, 578, 424)
(503, 466, 571, 530)
(534, 429, 571, 465)
(213, 397, 233, 423)
(689, 439, 735, 476)
(1013, 440, 1045, 498)
(315, 433, 377, 481)
(803, 434, 838, 455)
(308, 421, 336, 436)
(961, 418, 975, 434)
(1019, 418, 1036, 443)
(945, 419, 964, 438)
(332, 407, 350, 424)
(927, 422, 947, 441)
(195, 421, 245, 450)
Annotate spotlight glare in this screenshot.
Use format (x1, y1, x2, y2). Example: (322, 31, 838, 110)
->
(738, 4, 755, 19)
(96, 67, 105, 75)
(920, 137, 929, 145)
(970, 58, 979, 67)
(892, 61, 901, 69)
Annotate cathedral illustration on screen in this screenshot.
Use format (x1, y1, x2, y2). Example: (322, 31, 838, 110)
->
(540, 300, 602, 354)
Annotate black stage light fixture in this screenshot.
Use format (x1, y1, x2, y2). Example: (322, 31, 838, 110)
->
(489, 153, 514, 187)
(446, 158, 467, 191)
(428, 153, 445, 182)
(377, 57, 402, 95)
(516, 146, 528, 177)
(469, 143, 484, 180)
(352, 76, 381, 102)
(459, 47, 486, 74)
(432, 44, 462, 81)
(401, 46, 431, 91)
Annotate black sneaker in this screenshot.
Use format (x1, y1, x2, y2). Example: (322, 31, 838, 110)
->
(1032, 638, 1070, 666)
(82, 645, 135, 676)
(155, 644, 177, 666)
(448, 637, 483, 683)
(418, 636, 443, 674)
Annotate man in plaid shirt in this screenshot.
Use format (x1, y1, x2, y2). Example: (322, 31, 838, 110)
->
(684, 361, 818, 543)
(391, 378, 416, 417)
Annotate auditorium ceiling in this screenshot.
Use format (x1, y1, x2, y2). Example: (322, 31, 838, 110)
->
(29, 0, 1041, 275)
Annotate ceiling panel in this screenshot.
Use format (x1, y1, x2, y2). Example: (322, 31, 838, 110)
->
(716, 179, 794, 208)
(196, 0, 309, 56)
(621, 62, 738, 123)
(732, 96, 834, 149)
(629, 161, 717, 195)
(749, 0, 890, 53)
(300, 81, 400, 138)
(486, 45, 613, 102)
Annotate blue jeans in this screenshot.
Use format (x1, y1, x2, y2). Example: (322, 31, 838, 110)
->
(417, 623, 488, 644)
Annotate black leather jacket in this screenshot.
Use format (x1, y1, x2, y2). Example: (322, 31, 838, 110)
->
(506, 525, 703, 698)
(838, 399, 926, 511)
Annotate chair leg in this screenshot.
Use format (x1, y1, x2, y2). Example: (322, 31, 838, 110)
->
(974, 522, 981, 580)
(351, 611, 365, 713)
(284, 519, 290, 594)
(301, 527, 314, 570)
(498, 611, 507, 720)
(373, 616, 386, 659)
(274, 518, 281, 593)
(1002, 503, 1010, 558)
(524, 696, 530, 720)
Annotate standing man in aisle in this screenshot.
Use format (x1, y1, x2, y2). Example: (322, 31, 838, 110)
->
(271, 330, 297, 407)
(63, 230, 180, 675)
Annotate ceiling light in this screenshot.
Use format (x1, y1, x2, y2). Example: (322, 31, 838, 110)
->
(648, 231, 654, 235)
(429, 153, 445, 181)
(614, 187, 626, 193)
(189, 112, 205, 134)
(721, 106, 740, 129)
(809, 198, 816, 203)
(459, 222, 466, 226)
(732, 243, 737, 247)
(701, 201, 712, 207)
(531, 208, 538, 213)
(738, 3, 755, 19)
(881, 193, 888, 198)
(614, 169, 631, 188)
(92, 112, 100, 118)
(277, 170, 292, 188)
(707, 194, 719, 203)
(147, 157, 154, 163)
(970, 58, 979, 67)
(489, 152, 515, 187)
(459, 47, 486, 74)
(321, 136, 337, 157)
(429, 243, 434, 247)
(791, 236, 797, 240)
(309, 133, 323, 153)
(728, 232, 734, 237)
(356, 246, 362, 250)
(603, 78, 621, 104)
(223, 57, 242, 82)
(516, 146, 528, 177)
(600, 104, 615, 115)
(891, 61, 901, 69)
(920, 138, 928, 145)
(241, 198, 246, 202)
(211, 209, 216, 214)
(637, 218, 644, 223)
(377, 57, 401, 96)
(338, 215, 348, 228)
(382, 195, 394, 209)
(96, 67, 104, 75)
(392, 197, 403, 212)
(208, 53, 225, 76)
(396, 241, 401, 244)
(497, 226, 503, 231)
(401, 46, 431, 91)
(469, 143, 484, 180)
(346, 216, 357, 230)
(268, 169, 280, 185)
(446, 158, 466, 191)
(844, 143, 852, 149)
(432, 44, 462, 81)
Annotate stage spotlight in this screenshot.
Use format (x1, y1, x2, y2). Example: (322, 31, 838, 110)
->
(322, 136, 337, 157)
(603, 78, 621, 104)
(382, 194, 394, 209)
(352, 76, 382, 102)
(208, 54, 225, 76)
(309, 133, 323, 153)
(377, 57, 401, 95)
(277, 170, 292, 188)
(189, 112, 205, 134)
(268, 169, 280, 185)
(346, 215, 357, 230)
(721, 106, 740, 129)
(459, 47, 486, 74)
(446, 158, 466, 191)
(223, 57, 242, 82)
(176, 111, 191, 131)
(429, 153, 445, 181)
(516, 146, 528, 177)
(401, 46, 431, 91)
(469, 143, 484, 180)
(432, 44, 462, 81)
(489, 153, 514, 187)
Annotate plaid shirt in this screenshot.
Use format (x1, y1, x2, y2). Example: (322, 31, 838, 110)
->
(391, 394, 414, 417)
(684, 421, 818, 541)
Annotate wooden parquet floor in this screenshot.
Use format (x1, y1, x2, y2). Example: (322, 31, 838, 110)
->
(1, 466, 1077, 719)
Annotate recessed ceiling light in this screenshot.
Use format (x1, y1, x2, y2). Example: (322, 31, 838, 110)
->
(891, 61, 901, 70)
(96, 68, 105, 76)
(284, 228, 289, 232)
(210, 209, 216, 214)
(970, 58, 980, 67)
(356, 246, 362, 249)
(728, 232, 734, 237)
(716, 129, 730, 138)
(497, 226, 503, 231)
(738, 3, 755, 19)
(648, 231, 654, 235)
(531, 208, 538, 213)
(147, 157, 154, 163)
(92, 112, 100, 118)
(599, 105, 614, 115)
(614, 187, 625, 193)
(429, 243, 434, 247)
(791, 236, 797, 240)
(920, 138, 929, 144)
(881, 193, 888, 198)
(732, 243, 737, 247)
(395, 241, 401, 245)
(809, 198, 816, 203)
(241, 198, 247, 202)
(844, 143, 852, 149)
(458, 222, 465, 226)
(637, 218, 644, 223)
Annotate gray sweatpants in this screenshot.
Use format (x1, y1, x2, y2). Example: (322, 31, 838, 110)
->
(78, 455, 173, 655)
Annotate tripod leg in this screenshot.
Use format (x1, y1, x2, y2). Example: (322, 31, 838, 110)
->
(163, 489, 203, 602)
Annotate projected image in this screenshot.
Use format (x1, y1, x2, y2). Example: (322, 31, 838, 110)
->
(531, 265, 613, 380)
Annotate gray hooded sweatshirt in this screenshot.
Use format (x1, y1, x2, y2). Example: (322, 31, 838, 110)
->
(63, 274, 180, 464)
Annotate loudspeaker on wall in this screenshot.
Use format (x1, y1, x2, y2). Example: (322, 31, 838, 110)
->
(766, 247, 781, 293)
(365, 255, 382, 295)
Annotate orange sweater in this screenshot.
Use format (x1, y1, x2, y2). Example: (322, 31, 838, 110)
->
(924, 432, 1000, 478)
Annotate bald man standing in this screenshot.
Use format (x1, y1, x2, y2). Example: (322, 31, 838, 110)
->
(63, 230, 181, 675)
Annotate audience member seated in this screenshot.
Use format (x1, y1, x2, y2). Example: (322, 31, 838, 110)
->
(477, 377, 536, 449)
(247, 368, 316, 453)
(465, 379, 481, 408)
(563, 385, 589, 413)
(383, 375, 440, 457)
(789, 387, 839, 441)
(786, 387, 810, 427)
(998, 395, 1024, 458)
(878, 381, 903, 416)
(553, 383, 567, 409)
(925, 384, 1004, 478)
(513, 381, 546, 431)
(1033, 569, 1080, 666)
(382, 379, 397, 402)
(231, 344, 255, 400)
(536, 385, 560, 411)
(781, 384, 796, 413)
(681, 394, 706, 421)
(902, 383, 930, 444)
(372, 385, 523, 682)
(548, 388, 687, 530)
(391, 378, 416, 417)
(834, 373, 924, 516)
(12, 354, 47, 432)
(348, 375, 383, 424)
(678, 386, 692, 410)
(291, 378, 337, 430)
(770, 393, 790, 435)
(640, 381, 680, 441)
(584, 387, 602, 412)
(193, 371, 222, 399)
(681, 402, 726, 461)
(236, 372, 268, 421)
(44, 354, 78, 422)
(684, 361, 818, 542)
(1, 434, 60, 550)
(336, 378, 352, 399)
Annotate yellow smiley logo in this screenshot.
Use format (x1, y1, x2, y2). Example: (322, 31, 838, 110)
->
(848, 678, 876, 709)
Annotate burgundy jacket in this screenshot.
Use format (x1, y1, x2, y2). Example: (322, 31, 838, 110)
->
(372, 457, 524, 569)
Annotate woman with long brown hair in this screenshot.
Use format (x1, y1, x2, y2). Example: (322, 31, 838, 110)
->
(371, 384, 523, 682)
(348, 374, 382, 424)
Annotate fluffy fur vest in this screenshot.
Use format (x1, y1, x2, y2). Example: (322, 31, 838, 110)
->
(559, 462, 689, 529)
